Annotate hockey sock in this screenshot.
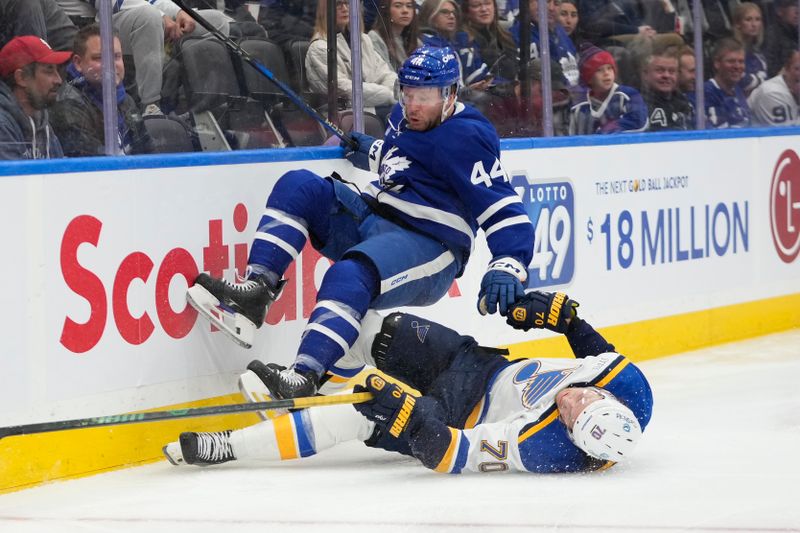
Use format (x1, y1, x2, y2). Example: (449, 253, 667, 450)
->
(293, 259, 379, 376)
(229, 402, 374, 461)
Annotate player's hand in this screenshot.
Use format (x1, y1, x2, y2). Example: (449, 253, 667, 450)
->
(478, 257, 527, 316)
(341, 131, 377, 171)
(505, 291, 579, 333)
(353, 374, 418, 439)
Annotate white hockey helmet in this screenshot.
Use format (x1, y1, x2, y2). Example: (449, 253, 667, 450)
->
(568, 388, 642, 462)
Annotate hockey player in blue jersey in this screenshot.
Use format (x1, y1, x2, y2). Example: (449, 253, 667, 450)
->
(164, 290, 653, 473)
(569, 45, 649, 135)
(185, 45, 534, 401)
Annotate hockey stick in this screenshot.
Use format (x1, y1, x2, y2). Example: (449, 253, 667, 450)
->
(171, 0, 358, 149)
(0, 392, 373, 440)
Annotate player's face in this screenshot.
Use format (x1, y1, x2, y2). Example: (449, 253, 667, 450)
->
(714, 49, 745, 87)
(466, 0, 495, 27)
(401, 86, 452, 130)
(590, 63, 615, 95)
(736, 8, 762, 39)
(558, 1, 578, 35)
(433, 1, 458, 32)
(390, 0, 415, 28)
(74, 35, 125, 87)
(645, 55, 678, 94)
(19, 63, 63, 110)
(678, 53, 695, 92)
(556, 387, 604, 429)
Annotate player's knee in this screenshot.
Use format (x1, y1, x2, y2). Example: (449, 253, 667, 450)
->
(317, 258, 380, 313)
(268, 170, 332, 215)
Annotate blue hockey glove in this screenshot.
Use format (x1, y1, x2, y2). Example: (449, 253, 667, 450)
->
(341, 131, 379, 171)
(506, 291, 579, 333)
(354, 374, 418, 439)
(477, 257, 527, 316)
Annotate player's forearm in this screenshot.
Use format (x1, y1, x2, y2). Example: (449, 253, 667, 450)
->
(565, 317, 616, 358)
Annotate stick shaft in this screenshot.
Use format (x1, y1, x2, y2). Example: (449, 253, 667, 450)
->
(171, 0, 357, 148)
(0, 392, 373, 440)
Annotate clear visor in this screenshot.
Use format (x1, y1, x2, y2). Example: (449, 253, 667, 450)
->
(399, 86, 447, 107)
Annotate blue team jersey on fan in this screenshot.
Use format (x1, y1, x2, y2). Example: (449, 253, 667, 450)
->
(701, 79, 752, 128)
(364, 102, 534, 270)
(569, 83, 649, 135)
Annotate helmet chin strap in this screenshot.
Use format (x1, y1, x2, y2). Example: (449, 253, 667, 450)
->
(439, 85, 457, 123)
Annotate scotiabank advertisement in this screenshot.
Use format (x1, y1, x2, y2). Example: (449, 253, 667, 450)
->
(2, 135, 799, 425)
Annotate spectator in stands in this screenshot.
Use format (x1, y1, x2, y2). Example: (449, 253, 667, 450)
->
(569, 44, 648, 134)
(368, 0, 422, 70)
(0, 35, 69, 159)
(700, 37, 751, 128)
(510, 0, 579, 87)
(748, 49, 800, 126)
(305, 0, 398, 114)
(558, 0, 586, 48)
(1, 0, 77, 52)
(75, 1, 231, 116)
(640, 45, 693, 130)
(677, 44, 695, 94)
(50, 24, 152, 157)
(419, 0, 492, 90)
(764, 0, 798, 77)
(731, 2, 767, 97)
(461, 0, 519, 85)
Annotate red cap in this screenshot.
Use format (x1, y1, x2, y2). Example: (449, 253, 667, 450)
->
(0, 36, 71, 77)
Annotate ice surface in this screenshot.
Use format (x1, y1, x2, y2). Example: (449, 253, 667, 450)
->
(1, 330, 799, 533)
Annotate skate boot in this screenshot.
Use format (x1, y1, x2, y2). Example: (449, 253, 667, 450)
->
(238, 361, 289, 420)
(163, 430, 235, 466)
(186, 272, 286, 348)
(244, 359, 319, 400)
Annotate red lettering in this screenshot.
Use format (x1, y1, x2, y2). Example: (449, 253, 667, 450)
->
(203, 219, 229, 279)
(60, 215, 107, 354)
(113, 251, 154, 345)
(156, 248, 199, 339)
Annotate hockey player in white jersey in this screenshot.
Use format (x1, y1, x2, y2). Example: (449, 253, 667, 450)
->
(185, 45, 534, 401)
(165, 291, 653, 473)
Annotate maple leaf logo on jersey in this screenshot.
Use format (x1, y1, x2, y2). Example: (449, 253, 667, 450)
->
(379, 146, 411, 187)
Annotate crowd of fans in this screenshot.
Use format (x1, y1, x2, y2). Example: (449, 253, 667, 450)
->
(0, 0, 799, 159)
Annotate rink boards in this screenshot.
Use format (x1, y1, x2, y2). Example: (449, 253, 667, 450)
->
(1, 129, 799, 493)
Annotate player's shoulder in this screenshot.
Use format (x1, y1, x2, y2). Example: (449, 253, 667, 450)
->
(435, 103, 499, 148)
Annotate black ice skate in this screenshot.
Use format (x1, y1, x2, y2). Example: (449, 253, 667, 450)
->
(238, 361, 289, 420)
(186, 273, 285, 349)
(244, 359, 319, 400)
(162, 430, 235, 466)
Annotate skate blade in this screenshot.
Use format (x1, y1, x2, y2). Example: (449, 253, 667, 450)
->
(162, 442, 185, 466)
(238, 370, 287, 420)
(186, 285, 256, 349)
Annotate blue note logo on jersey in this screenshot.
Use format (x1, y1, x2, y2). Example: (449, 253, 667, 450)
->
(510, 174, 575, 288)
(513, 360, 575, 409)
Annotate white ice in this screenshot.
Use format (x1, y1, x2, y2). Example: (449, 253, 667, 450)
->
(1, 330, 799, 533)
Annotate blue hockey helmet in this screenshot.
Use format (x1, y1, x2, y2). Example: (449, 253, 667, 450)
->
(398, 45, 461, 89)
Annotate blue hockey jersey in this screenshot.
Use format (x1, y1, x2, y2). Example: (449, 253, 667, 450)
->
(699, 79, 752, 128)
(509, 19, 580, 87)
(364, 103, 534, 269)
(568, 83, 649, 135)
